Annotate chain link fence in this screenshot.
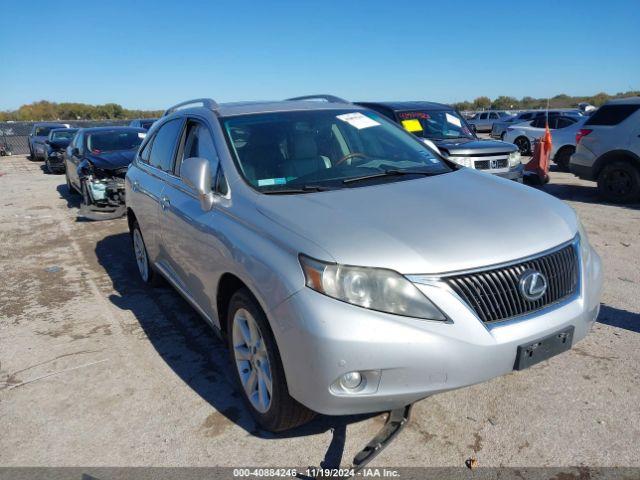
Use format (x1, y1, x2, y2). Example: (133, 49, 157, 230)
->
(0, 120, 132, 156)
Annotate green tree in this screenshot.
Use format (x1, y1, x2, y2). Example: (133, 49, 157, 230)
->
(492, 96, 518, 110)
(472, 96, 491, 110)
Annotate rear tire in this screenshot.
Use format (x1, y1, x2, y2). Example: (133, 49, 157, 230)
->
(131, 220, 162, 286)
(554, 146, 574, 171)
(514, 136, 531, 155)
(227, 288, 315, 432)
(597, 160, 640, 203)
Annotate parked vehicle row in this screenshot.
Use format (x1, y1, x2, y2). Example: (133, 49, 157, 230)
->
(26, 119, 157, 218)
(491, 110, 583, 141)
(466, 110, 512, 132)
(124, 96, 602, 433)
(354, 101, 523, 181)
(503, 115, 586, 169)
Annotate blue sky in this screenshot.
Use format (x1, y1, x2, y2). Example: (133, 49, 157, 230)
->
(1, 0, 638, 110)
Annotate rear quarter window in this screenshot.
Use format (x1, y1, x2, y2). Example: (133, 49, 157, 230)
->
(586, 104, 640, 126)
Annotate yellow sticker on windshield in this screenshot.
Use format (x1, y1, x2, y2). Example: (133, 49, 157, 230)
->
(401, 119, 423, 132)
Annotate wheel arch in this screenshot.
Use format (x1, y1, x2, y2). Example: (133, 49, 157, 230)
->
(126, 207, 137, 235)
(553, 144, 575, 162)
(593, 149, 640, 178)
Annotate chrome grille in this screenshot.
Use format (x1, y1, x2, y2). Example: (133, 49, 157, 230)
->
(475, 158, 508, 170)
(443, 243, 579, 323)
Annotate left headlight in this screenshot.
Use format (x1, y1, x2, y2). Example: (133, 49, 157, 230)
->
(508, 151, 521, 167)
(299, 255, 446, 320)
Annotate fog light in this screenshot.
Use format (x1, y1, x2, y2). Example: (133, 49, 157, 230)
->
(339, 371, 362, 390)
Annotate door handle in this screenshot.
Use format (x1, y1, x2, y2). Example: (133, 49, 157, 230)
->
(160, 195, 170, 211)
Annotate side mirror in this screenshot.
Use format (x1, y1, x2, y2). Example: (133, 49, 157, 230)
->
(45, 140, 51, 145)
(71, 147, 79, 156)
(181, 156, 215, 211)
(470, 124, 477, 133)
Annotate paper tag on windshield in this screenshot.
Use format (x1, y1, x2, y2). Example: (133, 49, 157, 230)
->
(445, 113, 462, 127)
(336, 112, 380, 129)
(138, 132, 146, 139)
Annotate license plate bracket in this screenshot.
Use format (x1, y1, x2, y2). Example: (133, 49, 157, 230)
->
(514, 326, 575, 370)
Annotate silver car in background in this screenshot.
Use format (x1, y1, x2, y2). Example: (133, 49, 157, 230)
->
(466, 110, 513, 132)
(126, 97, 603, 432)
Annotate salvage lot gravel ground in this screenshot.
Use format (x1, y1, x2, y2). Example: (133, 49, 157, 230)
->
(0, 154, 639, 468)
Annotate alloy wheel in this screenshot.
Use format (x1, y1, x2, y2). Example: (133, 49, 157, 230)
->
(232, 308, 273, 413)
(133, 228, 149, 282)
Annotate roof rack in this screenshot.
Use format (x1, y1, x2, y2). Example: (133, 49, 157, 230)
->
(286, 94, 350, 104)
(163, 98, 219, 117)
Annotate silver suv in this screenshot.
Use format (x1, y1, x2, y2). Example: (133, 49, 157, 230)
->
(126, 97, 603, 432)
(570, 97, 640, 203)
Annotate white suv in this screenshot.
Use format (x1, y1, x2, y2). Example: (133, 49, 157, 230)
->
(570, 97, 640, 203)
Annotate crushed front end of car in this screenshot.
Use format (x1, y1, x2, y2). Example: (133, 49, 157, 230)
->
(78, 163, 128, 220)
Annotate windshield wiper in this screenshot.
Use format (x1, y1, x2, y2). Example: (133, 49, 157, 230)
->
(261, 185, 331, 195)
(342, 169, 441, 185)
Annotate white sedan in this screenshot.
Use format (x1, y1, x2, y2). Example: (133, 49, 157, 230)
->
(503, 116, 587, 170)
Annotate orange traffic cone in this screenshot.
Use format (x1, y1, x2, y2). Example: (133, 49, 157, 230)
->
(524, 122, 552, 184)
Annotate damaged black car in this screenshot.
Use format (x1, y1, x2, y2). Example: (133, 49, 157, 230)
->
(44, 128, 78, 174)
(64, 127, 146, 220)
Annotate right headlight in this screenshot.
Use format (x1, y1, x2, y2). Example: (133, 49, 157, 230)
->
(299, 255, 446, 320)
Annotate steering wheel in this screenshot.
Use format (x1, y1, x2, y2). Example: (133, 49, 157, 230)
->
(335, 152, 368, 166)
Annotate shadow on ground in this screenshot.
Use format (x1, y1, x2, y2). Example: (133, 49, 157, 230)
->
(598, 304, 640, 334)
(56, 183, 81, 209)
(541, 171, 640, 210)
(95, 232, 377, 468)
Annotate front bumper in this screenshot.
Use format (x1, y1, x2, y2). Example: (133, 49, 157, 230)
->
(47, 153, 65, 170)
(269, 244, 602, 415)
(570, 147, 597, 180)
(492, 163, 524, 182)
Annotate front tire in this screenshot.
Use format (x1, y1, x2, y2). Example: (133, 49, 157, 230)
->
(597, 160, 640, 203)
(227, 288, 315, 432)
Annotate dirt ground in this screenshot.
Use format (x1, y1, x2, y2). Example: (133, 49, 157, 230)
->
(1, 155, 639, 469)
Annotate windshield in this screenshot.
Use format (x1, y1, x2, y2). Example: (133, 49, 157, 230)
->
(86, 130, 144, 153)
(222, 110, 451, 193)
(35, 126, 58, 136)
(140, 120, 155, 129)
(51, 130, 76, 141)
(397, 110, 474, 140)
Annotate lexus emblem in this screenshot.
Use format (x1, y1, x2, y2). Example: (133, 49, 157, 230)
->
(519, 270, 548, 301)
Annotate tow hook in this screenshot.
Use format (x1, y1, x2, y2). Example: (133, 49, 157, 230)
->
(351, 404, 412, 474)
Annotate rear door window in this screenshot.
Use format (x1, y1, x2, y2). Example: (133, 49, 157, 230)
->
(149, 119, 183, 172)
(555, 117, 576, 129)
(586, 104, 640, 126)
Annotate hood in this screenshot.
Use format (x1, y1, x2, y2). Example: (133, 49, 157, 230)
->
(256, 169, 578, 274)
(49, 139, 71, 150)
(86, 150, 136, 170)
(435, 138, 518, 155)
